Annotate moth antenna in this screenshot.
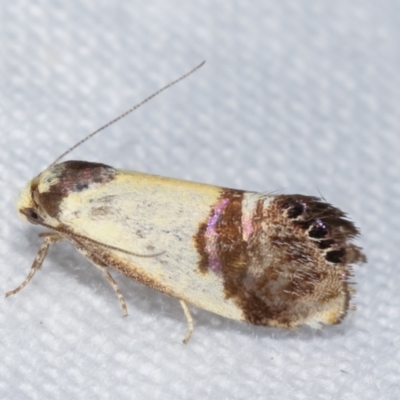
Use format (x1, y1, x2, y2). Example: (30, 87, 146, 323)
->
(50, 61, 206, 167)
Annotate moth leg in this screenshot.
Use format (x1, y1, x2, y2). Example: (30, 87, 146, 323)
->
(101, 267, 128, 317)
(179, 300, 194, 344)
(6, 232, 63, 297)
(69, 236, 128, 317)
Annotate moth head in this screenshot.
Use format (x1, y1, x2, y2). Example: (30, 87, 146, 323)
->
(16, 168, 57, 226)
(16, 161, 117, 226)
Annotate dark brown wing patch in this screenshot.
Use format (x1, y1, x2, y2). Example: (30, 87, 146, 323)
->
(195, 192, 366, 328)
(194, 189, 246, 274)
(37, 161, 116, 219)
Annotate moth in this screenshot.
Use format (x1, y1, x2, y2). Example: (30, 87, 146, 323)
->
(7, 62, 366, 342)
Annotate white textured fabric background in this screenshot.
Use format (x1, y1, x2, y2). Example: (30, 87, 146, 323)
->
(1, 1, 399, 399)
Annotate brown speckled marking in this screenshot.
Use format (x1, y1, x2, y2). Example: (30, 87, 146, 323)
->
(37, 161, 116, 219)
(195, 192, 366, 328)
(240, 194, 365, 327)
(90, 205, 113, 217)
(194, 218, 208, 273)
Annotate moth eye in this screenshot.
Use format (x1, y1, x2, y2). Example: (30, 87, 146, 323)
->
(25, 208, 40, 221)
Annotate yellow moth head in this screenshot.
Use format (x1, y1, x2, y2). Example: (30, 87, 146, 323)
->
(17, 175, 45, 225)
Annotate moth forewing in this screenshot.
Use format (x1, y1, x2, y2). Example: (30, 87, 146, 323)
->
(9, 160, 366, 342)
(8, 62, 366, 342)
